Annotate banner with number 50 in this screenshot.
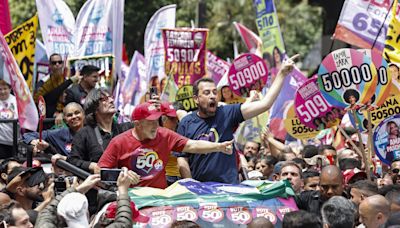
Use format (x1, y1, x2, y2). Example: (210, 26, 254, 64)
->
(162, 28, 208, 88)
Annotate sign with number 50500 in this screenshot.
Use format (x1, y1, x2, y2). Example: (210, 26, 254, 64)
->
(317, 48, 378, 110)
(228, 53, 268, 97)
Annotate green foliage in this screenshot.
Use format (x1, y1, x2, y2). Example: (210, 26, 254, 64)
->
(8, 0, 322, 63)
(276, 0, 323, 57)
(9, 0, 36, 27)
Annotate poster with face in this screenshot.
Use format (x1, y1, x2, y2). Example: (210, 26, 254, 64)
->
(317, 48, 378, 110)
(374, 114, 400, 165)
(295, 77, 345, 130)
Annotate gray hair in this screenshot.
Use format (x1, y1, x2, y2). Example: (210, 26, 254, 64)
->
(321, 196, 355, 228)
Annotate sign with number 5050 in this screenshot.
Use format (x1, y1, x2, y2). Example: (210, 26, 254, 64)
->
(228, 53, 268, 97)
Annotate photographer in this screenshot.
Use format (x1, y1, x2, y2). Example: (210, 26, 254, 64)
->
(35, 167, 139, 227)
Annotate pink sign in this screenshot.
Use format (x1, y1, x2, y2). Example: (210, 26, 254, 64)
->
(162, 28, 208, 87)
(294, 77, 345, 130)
(228, 53, 268, 97)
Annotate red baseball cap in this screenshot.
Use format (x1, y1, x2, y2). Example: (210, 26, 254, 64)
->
(105, 201, 149, 223)
(131, 102, 163, 121)
(343, 168, 367, 185)
(160, 102, 177, 117)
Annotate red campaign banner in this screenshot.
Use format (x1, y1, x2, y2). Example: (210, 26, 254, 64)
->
(162, 28, 208, 87)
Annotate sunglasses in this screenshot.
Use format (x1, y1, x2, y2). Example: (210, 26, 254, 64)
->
(51, 60, 63, 65)
(392, 168, 400, 174)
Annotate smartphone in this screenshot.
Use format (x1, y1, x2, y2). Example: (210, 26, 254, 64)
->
(149, 87, 158, 98)
(100, 168, 122, 183)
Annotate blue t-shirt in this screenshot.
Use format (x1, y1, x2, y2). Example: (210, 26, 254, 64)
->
(22, 127, 74, 156)
(176, 104, 244, 184)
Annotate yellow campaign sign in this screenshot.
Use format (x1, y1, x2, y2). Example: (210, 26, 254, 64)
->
(5, 15, 38, 92)
(284, 102, 320, 140)
(365, 96, 400, 126)
(175, 85, 197, 112)
(383, 0, 400, 63)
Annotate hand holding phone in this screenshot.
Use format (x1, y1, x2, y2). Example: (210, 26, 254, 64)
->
(100, 168, 122, 183)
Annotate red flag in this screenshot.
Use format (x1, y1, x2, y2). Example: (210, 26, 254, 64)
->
(0, 0, 12, 34)
(233, 22, 262, 56)
(122, 44, 129, 65)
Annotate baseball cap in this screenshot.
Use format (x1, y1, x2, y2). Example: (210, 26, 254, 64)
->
(131, 102, 163, 121)
(160, 102, 177, 117)
(343, 168, 367, 185)
(105, 201, 149, 223)
(6, 166, 46, 193)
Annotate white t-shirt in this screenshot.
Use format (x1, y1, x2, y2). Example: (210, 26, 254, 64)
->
(0, 95, 18, 145)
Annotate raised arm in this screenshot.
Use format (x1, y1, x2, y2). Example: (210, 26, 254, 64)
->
(182, 139, 233, 155)
(240, 54, 299, 120)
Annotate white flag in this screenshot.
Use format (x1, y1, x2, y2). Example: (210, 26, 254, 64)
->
(144, 4, 176, 82)
(36, 0, 75, 57)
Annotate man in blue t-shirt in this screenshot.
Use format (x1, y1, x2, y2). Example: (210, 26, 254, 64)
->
(176, 55, 298, 184)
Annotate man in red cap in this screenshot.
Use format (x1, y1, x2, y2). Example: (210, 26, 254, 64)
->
(98, 102, 233, 189)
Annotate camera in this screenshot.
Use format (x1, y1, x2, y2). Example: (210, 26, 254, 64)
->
(54, 176, 73, 194)
(149, 87, 158, 98)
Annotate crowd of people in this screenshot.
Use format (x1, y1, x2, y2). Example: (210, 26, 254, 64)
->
(0, 52, 398, 228)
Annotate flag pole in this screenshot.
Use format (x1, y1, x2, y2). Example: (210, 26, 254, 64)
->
(371, 0, 394, 49)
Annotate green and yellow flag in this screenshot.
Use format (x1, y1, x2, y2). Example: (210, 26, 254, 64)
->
(384, 0, 400, 63)
(5, 15, 38, 92)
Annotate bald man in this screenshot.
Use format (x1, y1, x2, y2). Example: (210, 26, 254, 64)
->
(359, 195, 390, 228)
(295, 165, 344, 216)
(247, 217, 274, 228)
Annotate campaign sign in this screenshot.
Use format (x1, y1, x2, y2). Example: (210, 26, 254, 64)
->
(295, 77, 344, 130)
(358, 49, 391, 108)
(374, 114, 400, 165)
(284, 102, 320, 139)
(366, 96, 400, 126)
(37, 96, 46, 118)
(175, 85, 197, 112)
(228, 53, 268, 97)
(349, 109, 369, 132)
(317, 48, 378, 110)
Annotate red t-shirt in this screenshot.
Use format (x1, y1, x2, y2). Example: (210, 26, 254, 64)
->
(98, 127, 188, 189)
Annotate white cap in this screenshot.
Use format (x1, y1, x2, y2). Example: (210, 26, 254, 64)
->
(57, 192, 89, 228)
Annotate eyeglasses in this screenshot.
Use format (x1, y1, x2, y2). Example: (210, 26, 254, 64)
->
(392, 168, 400, 174)
(51, 60, 63, 65)
(99, 95, 114, 102)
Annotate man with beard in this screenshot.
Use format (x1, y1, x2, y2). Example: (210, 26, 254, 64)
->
(390, 158, 400, 184)
(176, 55, 298, 184)
(34, 53, 81, 121)
(295, 165, 344, 216)
(4, 166, 54, 225)
(98, 102, 234, 189)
